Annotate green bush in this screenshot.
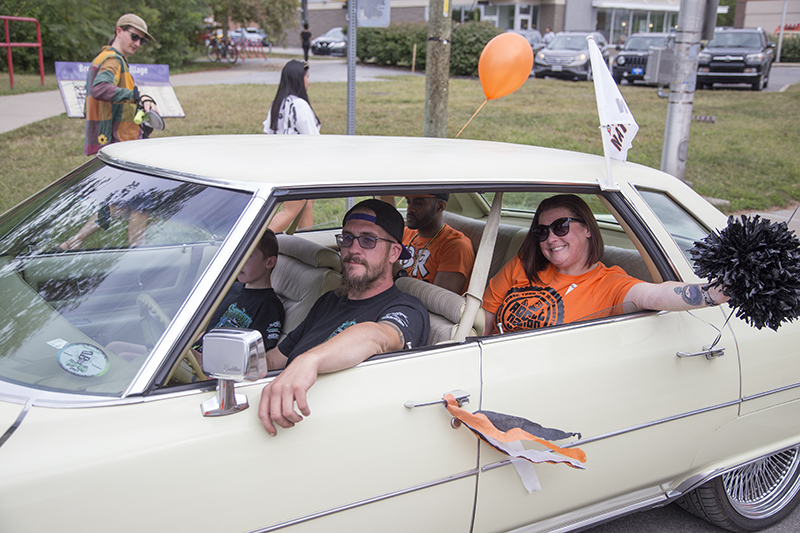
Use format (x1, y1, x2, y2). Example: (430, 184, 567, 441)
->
(356, 21, 503, 77)
(357, 24, 428, 68)
(776, 35, 800, 63)
(449, 21, 503, 76)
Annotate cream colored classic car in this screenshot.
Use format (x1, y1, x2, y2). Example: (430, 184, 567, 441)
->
(1, 135, 799, 533)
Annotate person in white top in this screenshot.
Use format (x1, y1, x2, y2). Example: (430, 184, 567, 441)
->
(263, 60, 321, 231)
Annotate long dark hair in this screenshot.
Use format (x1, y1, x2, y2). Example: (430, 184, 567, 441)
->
(517, 194, 604, 284)
(269, 60, 320, 131)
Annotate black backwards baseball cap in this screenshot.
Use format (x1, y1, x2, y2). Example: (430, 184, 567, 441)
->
(343, 199, 412, 260)
(406, 193, 449, 201)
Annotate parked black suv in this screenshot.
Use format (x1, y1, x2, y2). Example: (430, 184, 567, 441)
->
(612, 33, 671, 84)
(697, 27, 775, 90)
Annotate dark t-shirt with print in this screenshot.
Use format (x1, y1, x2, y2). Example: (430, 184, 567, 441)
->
(279, 285, 430, 365)
(195, 282, 285, 353)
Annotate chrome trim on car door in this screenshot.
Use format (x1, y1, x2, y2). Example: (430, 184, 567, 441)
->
(247, 469, 479, 532)
(481, 398, 743, 474)
(743, 381, 800, 402)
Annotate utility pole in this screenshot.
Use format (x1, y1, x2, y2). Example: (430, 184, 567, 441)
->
(423, 0, 451, 138)
(660, 0, 709, 182)
(346, 0, 358, 135)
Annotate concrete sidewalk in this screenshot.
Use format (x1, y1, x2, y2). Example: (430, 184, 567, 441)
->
(0, 47, 416, 135)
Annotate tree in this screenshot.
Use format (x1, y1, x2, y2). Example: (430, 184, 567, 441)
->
(718, 0, 736, 27)
(1, 0, 209, 70)
(207, 0, 299, 43)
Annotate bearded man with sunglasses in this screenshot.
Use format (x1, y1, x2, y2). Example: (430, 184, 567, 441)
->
(84, 14, 158, 155)
(482, 194, 729, 335)
(258, 199, 429, 436)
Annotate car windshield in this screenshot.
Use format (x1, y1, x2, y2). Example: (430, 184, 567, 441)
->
(0, 161, 250, 396)
(325, 29, 345, 40)
(625, 35, 667, 51)
(548, 35, 589, 51)
(708, 32, 761, 48)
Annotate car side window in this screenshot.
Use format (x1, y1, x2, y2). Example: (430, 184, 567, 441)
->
(636, 189, 710, 265)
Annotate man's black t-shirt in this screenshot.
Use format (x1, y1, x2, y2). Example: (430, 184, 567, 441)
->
(279, 285, 430, 365)
(195, 282, 285, 353)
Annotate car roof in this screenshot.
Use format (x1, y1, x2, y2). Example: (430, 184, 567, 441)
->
(629, 32, 670, 37)
(98, 135, 667, 191)
(714, 27, 764, 33)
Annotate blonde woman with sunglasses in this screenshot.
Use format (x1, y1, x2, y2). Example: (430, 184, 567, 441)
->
(482, 194, 728, 335)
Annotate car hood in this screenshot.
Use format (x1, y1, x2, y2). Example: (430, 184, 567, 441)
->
(704, 46, 757, 56)
(313, 36, 346, 44)
(541, 49, 586, 58)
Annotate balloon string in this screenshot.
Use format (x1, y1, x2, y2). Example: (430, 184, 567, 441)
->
(708, 308, 736, 350)
(455, 99, 488, 139)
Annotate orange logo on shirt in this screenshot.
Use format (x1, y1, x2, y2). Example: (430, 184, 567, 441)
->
(497, 286, 564, 332)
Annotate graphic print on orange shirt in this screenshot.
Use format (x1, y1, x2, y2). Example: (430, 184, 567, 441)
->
(496, 286, 565, 331)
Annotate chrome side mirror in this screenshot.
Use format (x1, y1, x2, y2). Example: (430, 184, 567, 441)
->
(200, 329, 267, 417)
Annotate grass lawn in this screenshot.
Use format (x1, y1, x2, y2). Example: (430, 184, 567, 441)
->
(1, 73, 798, 214)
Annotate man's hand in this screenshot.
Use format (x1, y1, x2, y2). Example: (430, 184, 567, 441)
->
(258, 355, 318, 436)
(256, 322, 405, 436)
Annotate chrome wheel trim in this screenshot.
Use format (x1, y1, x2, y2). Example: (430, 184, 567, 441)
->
(723, 447, 800, 519)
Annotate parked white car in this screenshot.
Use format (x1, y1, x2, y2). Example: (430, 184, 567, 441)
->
(1, 135, 799, 533)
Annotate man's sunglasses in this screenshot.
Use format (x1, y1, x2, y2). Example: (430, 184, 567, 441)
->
(532, 217, 585, 242)
(128, 31, 147, 44)
(336, 233, 396, 249)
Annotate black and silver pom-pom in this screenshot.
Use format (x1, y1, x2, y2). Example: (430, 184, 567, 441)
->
(690, 214, 800, 331)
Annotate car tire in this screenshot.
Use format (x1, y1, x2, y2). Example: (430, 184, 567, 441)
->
(676, 445, 800, 533)
(613, 74, 623, 85)
(534, 72, 546, 79)
(585, 66, 593, 82)
(752, 74, 765, 91)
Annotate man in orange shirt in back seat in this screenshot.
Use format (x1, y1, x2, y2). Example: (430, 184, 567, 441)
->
(396, 194, 475, 294)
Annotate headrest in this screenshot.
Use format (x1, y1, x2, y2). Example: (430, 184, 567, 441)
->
(276, 234, 341, 272)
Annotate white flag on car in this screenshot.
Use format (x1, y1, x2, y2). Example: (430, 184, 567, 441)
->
(587, 35, 639, 190)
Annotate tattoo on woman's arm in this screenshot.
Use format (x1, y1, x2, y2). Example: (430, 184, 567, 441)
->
(675, 284, 704, 306)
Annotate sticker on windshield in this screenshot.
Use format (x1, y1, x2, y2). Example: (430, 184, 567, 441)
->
(57, 343, 110, 378)
(47, 338, 69, 350)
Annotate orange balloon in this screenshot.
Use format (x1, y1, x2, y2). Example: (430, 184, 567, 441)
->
(478, 33, 534, 100)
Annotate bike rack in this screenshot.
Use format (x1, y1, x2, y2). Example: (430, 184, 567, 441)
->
(1, 16, 45, 89)
(236, 41, 267, 61)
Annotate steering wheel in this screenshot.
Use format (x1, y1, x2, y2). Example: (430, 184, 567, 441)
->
(165, 345, 207, 384)
(137, 293, 170, 347)
(136, 293, 207, 384)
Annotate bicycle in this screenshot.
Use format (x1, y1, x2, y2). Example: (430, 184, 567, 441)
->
(206, 36, 238, 64)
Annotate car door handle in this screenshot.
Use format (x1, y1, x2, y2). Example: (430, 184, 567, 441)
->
(404, 389, 470, 409)
(677, 346, 725, 360)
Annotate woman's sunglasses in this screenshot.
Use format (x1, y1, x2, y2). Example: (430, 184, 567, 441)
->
(533, 217, 585, 242)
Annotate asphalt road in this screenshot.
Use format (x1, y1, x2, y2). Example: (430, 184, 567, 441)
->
(584, 487, 800, 532)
